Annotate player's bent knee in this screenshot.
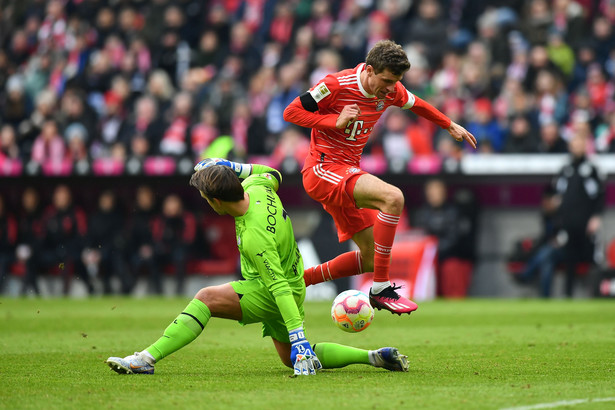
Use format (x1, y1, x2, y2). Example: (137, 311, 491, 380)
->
(194, 287, 216, 305)
(385, 187, 405, 213)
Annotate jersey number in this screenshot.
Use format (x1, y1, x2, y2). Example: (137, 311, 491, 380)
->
(345, 120, 364, 141)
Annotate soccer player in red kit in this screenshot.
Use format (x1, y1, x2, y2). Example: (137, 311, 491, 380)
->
(283, 40, 477, 315)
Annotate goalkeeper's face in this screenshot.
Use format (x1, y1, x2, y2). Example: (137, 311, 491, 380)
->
(200, 191, 226, 215)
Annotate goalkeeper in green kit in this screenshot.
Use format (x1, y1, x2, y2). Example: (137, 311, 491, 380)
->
(106, 159, 408, 376)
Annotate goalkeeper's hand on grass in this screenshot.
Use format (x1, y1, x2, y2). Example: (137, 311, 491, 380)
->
(289, 328, 321, 376)
(194, 158, 252, 178)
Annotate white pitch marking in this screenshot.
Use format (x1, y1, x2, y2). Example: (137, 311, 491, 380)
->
(501, 397, 615, 410)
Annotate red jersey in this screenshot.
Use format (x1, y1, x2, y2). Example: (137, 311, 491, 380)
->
(284, 63, 452, 169)
(305, 63, 415, 166)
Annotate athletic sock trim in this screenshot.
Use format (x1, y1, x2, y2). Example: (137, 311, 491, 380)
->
(377, 212, 400, 226)
(180, 312, 204, 330)
(374, 241, 393, 256)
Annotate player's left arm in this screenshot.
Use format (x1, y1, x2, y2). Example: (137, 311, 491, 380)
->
(194, 159, 282, 190)
(243, 227, 303, 330)
(398, 86, 477, 149)
(244, 228, 320, 375)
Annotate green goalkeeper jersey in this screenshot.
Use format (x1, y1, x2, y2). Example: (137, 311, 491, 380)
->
(235, 166, 305, 331)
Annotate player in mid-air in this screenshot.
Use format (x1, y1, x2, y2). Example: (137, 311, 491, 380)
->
(106, 159, 408, 376)
(283, 40, 477, 315)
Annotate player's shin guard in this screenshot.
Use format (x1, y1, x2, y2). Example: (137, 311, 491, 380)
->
(145, 299, 211, 361)
(373, 212, 400, 284)
(313, 343, 370, 368)
(304, 251, 363, 286)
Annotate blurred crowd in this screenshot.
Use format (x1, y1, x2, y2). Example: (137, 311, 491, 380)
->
(1, 0, 614, 174)
(0, 186, 238, 296)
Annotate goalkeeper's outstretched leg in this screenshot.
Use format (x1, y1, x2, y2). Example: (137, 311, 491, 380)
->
(272, 339, 409, 372)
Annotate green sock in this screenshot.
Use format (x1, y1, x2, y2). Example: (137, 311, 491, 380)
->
(313, 342, 371, 369)
(145, 299, 211, 362)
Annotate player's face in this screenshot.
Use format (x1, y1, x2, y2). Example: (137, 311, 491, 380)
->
(366, 66, 403, 99)
(201, 191, 226, 215)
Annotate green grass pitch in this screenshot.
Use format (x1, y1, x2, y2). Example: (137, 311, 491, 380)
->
(1, 297, 614, 410)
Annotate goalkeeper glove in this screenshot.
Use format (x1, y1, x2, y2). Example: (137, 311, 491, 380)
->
(289, 327, 321, 376)
(194, 158, 252, 179)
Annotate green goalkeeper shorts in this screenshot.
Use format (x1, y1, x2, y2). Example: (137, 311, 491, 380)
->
(231, 278, 305, 344)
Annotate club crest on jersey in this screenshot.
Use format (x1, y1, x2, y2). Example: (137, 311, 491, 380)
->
(376, 100, 385, 111)
(347, 167, 360, 174)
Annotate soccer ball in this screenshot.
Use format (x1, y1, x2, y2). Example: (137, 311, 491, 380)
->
(331, 290, 374, 333)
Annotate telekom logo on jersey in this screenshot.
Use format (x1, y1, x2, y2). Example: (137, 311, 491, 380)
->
(344, 120, 373, 141)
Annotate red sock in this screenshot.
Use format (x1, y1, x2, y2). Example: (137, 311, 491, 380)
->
(373, 212, 400, 283)
(304, 250, 363, 286)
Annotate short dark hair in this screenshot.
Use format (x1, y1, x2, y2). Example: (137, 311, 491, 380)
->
(365, 40, 411, 76)
(189, 165, 244, 202)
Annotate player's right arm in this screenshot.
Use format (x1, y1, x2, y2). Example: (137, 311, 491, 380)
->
(283, 76, 358, 130)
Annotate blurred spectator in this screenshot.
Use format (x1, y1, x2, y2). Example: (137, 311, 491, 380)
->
(82, 190, 130, 295)
(192, 30, 226, 70)
(1, 75, 30, 128)
(590, 16, 615, 64)
(553, 134, 605, 296)
(22, 53, 52, 102)
(552, 0, 587, 51)
(268, 1, 295, 46)
(64, 123, 90, 165)
(585, 64, 615, 118)
(504, 114, 539, 153)
(466, 98, 505, 152)
(190, 105, 219, 159)
(413, 179, 474, 298)
(159, 92, 192, 156)
(18, 89, 57, 159)
(30, 119, 65, 163)
(39, 185, 92, 295)
(91, 91, 126, 160)
(516, 185, 564, 297)
(595, 110, 615, 153)
(521, 0, 553, 46)
(147, 69, 174, 115)
(537, 119, 568, 153)
(58, 90, 98, 139)
(272, 126, 310, 173)
(403, 0, 447, 69)
(380, 110, 412, 165)
(534, 69, 568, 126)
(127, 186, 160, 294)
(94, 7, 115, 48)
(15, 188, 44, 296)
(337, 1, 368, 66)
(308, 0, 335, 48)
(0, 125, 21, 160)
(546, 28, 575, 79)
(266, 63, 303, 136)
(0, 195, 17, 294)
(119, 95, 164, 158)
(152, 194, 196, 295)
(226, 21, 262, 84)
(205, 76, 245, 134)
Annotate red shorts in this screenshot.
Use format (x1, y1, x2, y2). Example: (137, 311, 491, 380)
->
(302, 160, 378, 242)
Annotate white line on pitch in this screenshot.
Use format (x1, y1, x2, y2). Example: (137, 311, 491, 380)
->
(501, 397, 615, 410)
